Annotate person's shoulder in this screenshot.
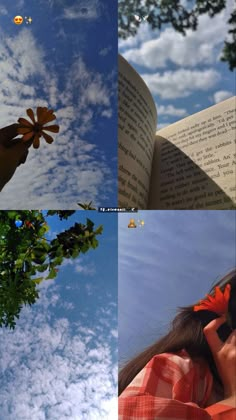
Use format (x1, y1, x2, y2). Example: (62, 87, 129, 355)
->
(148, 349, 193, 368)
(148, 350, 211, 378)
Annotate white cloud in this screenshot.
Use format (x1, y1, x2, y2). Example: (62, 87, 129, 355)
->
(0, 30, 115, 208)
(0, 282, 117, 419)
(120, 0, 234, 69)
(62, 0, 100, 20)
(75, 262, 96, 276)
(157, 123, 169, 130)
(61, 257, 96, 277)
(141, 68, 220, 99)
(59, 301, 75, 310)
(157, 104, 188, 117)
(110, 329, 118, 339)
(99, 46, 112, 57)
(119, 23, 153, 50)
(0, 5, 8, 15)
(213, 90, 233, 103)
(101, 109, 113, 118)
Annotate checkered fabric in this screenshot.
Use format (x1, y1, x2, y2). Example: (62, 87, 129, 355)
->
(119, 350, 233, 419)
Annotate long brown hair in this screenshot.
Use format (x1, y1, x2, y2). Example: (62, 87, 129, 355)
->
(119, 269, 236, 396)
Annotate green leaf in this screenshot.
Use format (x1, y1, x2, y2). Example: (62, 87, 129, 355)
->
(15, 259, 23, 268)
(8, 211, 17, 220)
(86, 218, 94, 232)
(91, 238, 99, 249)
(95, 225, 103, 235)
(46, 268, 57, 280)
(36, 263, 49, 272)
(32, 277, 44, 284)
(53, 256, 63, 265)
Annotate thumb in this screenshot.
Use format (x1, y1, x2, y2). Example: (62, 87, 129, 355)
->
(8, 140, 30, 166)
(0, 124, 20, 147)
(0, 124, 33, 152)
(203, 316, 226, 353)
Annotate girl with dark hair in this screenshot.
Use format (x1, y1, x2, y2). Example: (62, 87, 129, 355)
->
(119, 269, 236, 419)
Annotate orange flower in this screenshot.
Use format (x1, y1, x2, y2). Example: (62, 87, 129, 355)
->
(17, 107, 60, 149)
(193, 284, 231, 315)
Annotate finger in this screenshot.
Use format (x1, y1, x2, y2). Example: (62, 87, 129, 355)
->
(2, 131, 34, 150)
(18, 149, 29, 166)
(7, 139, 31, 167)
(203, 316, 226, 353)
(0, 124, 20, 146)
(226, 330, 236, 346)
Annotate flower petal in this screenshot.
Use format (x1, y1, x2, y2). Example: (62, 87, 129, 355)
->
(42, 113, 56, 124)
(22, 131, 35, 142)
(17, 127, 32, 135)
(37, 107, 47, 123)
(26, 108, 35, 123)
(224, 284, 231, 300)
(193, 283, 231, 315)
(42, 131, 54, 144)
(33, 135, 40, 149)
(18, 117, 33, 128)
(43, 124, 59, 133)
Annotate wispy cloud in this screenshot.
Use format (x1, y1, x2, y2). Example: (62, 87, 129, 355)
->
(119, 0, 234, 124)
(142, 68, 220, 99)
(61, 257, 96, 277)
(62, 0, 101, 21)
(157, 104, 188, 117)
(119, 211, 236, 362)
(99, 46, 112, 57)
(0, 29, 115, 208)
(213, 90, 234, 103)
(120, 1, 233, 70)
(0, 279, 117, 418)
(0, 5, 8, 15)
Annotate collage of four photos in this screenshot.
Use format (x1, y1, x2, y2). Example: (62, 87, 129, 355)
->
(0, 0, 235, 419)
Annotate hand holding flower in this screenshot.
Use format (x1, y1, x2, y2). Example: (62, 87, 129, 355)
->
(0, 124, 29, 191)
(17, 107, 59, 149)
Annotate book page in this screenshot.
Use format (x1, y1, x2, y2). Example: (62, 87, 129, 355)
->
(148, 97, 236, 209)
(118, 55, 157, 209)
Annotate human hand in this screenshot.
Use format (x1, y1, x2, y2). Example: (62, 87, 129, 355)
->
(0, 124, 31, 191)
(204, 316, 236, 400)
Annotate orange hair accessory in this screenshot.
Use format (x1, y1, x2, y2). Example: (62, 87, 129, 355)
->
(193, 284, 231, 316)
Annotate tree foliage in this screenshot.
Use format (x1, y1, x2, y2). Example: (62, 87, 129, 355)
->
(0, 211, 103, 329)
(221, 9, 236, 71)
(118, 0, 236, 71)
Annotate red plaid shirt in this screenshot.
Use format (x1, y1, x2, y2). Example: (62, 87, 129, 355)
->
(119, 350, 234, 419)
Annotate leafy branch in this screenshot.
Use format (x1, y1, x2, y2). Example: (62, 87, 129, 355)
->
(118, 0, 236, 71)
(0, 211, 103, 329)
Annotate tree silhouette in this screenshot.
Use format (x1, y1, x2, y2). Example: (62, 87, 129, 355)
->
(118, 0, 236, 71)
(0, 211, 103, 329)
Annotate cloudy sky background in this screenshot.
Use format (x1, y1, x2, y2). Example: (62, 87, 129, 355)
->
(0, 211, 118, 419)
(119, 0, 235, 130)
(0, 0, 117, 208)
(119, 210, 236, 364)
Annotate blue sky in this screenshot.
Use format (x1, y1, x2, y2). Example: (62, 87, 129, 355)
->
(119, 0, 235, 130)
(0, 211, 118, 419)
(0, 0, 117, 208)
(119, 210, 236, 364)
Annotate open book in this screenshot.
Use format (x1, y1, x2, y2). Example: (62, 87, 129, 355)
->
(118, 55, 236, 209)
